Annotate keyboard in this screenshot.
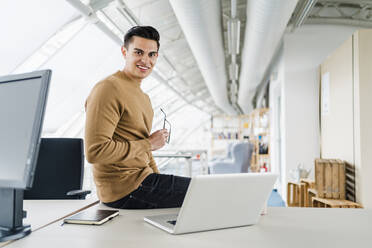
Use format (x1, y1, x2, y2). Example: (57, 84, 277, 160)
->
(167, 220, 177, 225)
(155, 214, 178, 226)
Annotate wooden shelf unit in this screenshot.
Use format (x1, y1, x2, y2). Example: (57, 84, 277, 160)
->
(210, 109, 270, 169)
(249, 108, 270, 172)
(210, 114, 250, 157)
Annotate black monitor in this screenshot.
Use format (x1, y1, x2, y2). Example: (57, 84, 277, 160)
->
(0, 70, 51, 242)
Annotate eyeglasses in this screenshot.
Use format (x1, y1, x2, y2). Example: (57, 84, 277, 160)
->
(160, 108, 171, 144)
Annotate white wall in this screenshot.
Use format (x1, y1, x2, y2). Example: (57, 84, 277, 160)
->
(269, 51, 286, 195)
(283, 68, 320, 180)
(320, 37, 354, 164)
(269, 25, 357, 201)
(353, 30, 372, 208)
(270, 52, 320, 197)
(269, 45, 321, 201)
(317, 30, 372, 208)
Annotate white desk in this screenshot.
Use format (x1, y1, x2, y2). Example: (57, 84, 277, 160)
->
(23, 198, 99, 231)
(4, 203, 372, 248)
(0, 198, 99, 247)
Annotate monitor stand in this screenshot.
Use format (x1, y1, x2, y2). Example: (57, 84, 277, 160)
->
(0, 188, 31, 242)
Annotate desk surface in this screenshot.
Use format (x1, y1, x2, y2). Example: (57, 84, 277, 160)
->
(153, 154, 192, 158)
(5, 204, 372, 248)
(23, 198, 99, 231)
(0, 198, 99, 247)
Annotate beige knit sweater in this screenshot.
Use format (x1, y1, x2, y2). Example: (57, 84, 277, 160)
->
(85, 70, 159, 203)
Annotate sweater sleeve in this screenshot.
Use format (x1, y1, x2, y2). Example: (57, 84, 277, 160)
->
(84, 81, 151, 164)
(148, 153, 159, 173)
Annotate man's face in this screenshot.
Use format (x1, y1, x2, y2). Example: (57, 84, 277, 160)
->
(121, 36, 158, 80)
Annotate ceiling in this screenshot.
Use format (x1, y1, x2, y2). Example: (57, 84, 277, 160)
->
(87, 0, 224, 115)
(2, 0, 372, 139)
(78, 0, 372, 115)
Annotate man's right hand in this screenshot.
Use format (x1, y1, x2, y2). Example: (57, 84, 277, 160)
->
(148, 129, 169, 151)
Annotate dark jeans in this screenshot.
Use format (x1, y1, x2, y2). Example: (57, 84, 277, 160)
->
(104, 173, 191, 209)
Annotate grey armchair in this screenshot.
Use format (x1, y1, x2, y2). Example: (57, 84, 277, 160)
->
(209, 142, 254, 174)
(210, 142, 235, 162)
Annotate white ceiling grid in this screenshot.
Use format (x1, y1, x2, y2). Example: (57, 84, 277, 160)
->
(13, 18, 87, 75)
(40, 23, 124, 135)
(96, 0, 221, 115)
(0, 0, 219, 142)
(0, 0, 211, 143)
(307, 0, 372, 27)
(3, 0, 370, 147)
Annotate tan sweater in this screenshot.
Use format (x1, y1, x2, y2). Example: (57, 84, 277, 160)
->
(85, 70, 159, 203)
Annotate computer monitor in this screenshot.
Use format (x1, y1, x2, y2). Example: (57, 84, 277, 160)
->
(0, 70, 51, 242)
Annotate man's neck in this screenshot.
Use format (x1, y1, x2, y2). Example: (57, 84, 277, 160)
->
(122, 68, 142, 84)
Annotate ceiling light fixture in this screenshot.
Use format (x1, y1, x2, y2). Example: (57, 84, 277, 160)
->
(292, 0, 317, 31)
(227, 18, 240, 55)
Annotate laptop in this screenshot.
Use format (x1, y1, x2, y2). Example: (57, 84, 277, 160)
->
(144, 173, 278, 234)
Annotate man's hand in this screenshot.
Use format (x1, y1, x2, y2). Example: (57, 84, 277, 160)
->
(148, 129, 169, 151)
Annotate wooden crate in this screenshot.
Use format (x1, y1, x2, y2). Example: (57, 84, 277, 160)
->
(287, 182, 299, 207)
(287, 182, 307, 207)
(315, 159, 346, 199)
(307, 188, 317, 207)
(312, 197, 363, 208)
(300, 178, 315, 189)
(299, 179, 315, 207)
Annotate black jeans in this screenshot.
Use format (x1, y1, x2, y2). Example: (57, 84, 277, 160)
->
(104, 173, 191, 209)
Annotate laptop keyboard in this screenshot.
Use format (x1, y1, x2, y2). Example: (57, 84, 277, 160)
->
(167, 220, 177, 225)
(148, 214, 178, 226)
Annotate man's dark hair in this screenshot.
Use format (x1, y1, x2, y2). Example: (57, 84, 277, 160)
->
(124, 26, 160, 50)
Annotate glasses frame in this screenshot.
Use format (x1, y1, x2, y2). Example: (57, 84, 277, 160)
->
(160, 108, 171, 144)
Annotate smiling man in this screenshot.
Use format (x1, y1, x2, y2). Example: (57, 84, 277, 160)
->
(84, 26, 190, 209)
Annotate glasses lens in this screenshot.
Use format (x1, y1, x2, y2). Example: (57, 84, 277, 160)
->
(160, 108, 170, 143)
(164, 119, 171, 143)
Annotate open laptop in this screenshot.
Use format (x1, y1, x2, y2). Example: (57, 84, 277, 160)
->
(144, 173, 278, 234)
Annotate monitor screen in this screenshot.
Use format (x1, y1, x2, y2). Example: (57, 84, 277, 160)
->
(0, 70, 50, 189)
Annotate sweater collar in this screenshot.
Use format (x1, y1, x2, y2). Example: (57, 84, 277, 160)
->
(116, 70, 142, 88)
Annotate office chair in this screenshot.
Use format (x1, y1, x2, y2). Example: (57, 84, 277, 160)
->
(24, 138, 91, 199)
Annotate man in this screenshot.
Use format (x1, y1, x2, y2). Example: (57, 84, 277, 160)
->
(85, 26, 190, 209)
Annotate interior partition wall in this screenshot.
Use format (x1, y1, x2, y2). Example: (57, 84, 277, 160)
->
(320, 29, 372, 208)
